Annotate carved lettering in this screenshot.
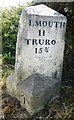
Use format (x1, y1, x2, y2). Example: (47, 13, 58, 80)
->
(60, 22, 65, 28)
(51, 40, 56, 45)
(29, 20, 34, 26)
(39, 39, 44, 45)
(36, 21, 41, 26)
(28, 19, 62, 54)
(42, 21, 47, 27)
(29, 20, 66, 28)
(39, 30, 45, 36)
(45, 39, 50, 45)
(49, 21, 53, 27)
(25, 39, 56, 46)
(32, 39, 38, 45)
(25, 39, 31, 45)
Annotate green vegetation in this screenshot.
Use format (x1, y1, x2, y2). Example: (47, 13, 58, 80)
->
(1, 3, 74, 119)
(2, 6, 24, 65)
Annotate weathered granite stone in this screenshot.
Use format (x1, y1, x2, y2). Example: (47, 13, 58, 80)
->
(6, 4, 67, 115)
(17, 73, 61, 115)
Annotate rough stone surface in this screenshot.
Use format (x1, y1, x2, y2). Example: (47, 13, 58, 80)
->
(17, 74, 60, 115)
(15, 4, 66, 84)
(6, 4, 67, 115)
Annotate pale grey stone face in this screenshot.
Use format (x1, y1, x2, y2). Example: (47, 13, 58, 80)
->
(15, 4, 67, 84)
(7, 4, 67, 115)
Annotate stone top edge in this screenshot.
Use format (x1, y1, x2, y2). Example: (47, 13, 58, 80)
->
(24, 4, 66, 19)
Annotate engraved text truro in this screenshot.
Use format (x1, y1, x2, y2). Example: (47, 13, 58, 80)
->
(24, 20, 66, 54)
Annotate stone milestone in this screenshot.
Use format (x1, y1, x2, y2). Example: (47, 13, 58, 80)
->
(6, 4, 67, 115)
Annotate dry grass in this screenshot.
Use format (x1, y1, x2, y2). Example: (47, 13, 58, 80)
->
(1, 54, 74, 119)
(1, 82, 74, 120)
